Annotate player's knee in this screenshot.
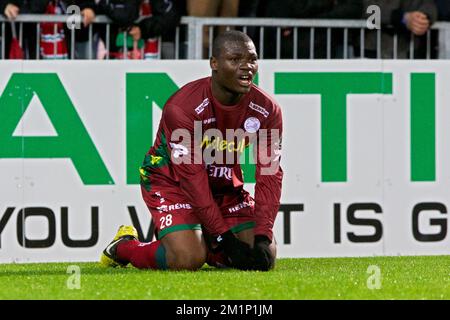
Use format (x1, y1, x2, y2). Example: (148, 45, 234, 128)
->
(171, 249, 206, 270)
(162, 230, 208, 270)
(165, 240, 207, 270)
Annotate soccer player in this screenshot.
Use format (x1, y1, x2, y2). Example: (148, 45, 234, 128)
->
(100, 30, 283, 271)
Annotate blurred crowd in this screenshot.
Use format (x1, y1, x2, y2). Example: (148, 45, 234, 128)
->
(0, 0, 449, 59)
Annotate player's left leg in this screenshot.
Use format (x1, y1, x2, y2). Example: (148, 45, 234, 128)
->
(205, 188, 277, 269)
(204, 222, 277, 269)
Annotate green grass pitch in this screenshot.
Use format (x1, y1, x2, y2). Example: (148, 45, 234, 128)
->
(1, 256, 449, 300)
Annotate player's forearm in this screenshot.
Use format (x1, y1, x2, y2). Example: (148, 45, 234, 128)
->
(253, 167, 283, 240)
(254, 108, 283, 240)
(253, 205, 279, 241)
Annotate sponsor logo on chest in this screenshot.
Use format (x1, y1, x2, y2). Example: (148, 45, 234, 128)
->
(249, 101, 269, 118)
(201, 135, 248, 153)
(203, 117, 216, 124)
(244, 117, 261, 133)
(207, 165, 232, 180)
(195, 98, 210, 114)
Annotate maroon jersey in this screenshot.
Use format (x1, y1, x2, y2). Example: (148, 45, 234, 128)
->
(140, 77, 283, 239)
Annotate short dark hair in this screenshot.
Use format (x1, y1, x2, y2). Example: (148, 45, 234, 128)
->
(212, 30, 253, 58)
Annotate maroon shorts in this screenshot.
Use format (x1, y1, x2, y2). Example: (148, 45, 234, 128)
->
(141, 178, 255, 240)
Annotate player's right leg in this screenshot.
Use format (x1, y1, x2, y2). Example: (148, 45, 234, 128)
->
(101, 228, 206, 271)
(100, 183, 207, 271)
(160, 229, 207, 270)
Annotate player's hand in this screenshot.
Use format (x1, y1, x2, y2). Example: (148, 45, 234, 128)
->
(252, 235, 275, 271)
(216, 230, 254, 270)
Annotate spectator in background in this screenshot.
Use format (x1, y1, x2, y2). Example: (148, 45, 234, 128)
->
(1, 0, 96, 59)
(97, 0, 181, 60)
(96, 0, 140, 59)
(262, 0, 362, 58)
(313, 0, 363, 58)
(434, 0, 450, 58)
(186, 0, 239, 58)
(41, 0, 96, 59)
(361, 0, 437, 58)
(67, 0, 96, 59)
(237, 0, 261, 53)
(1, 0, 46, 59)
(130, 0, 182, 59)
(238, 0, 259, 18)
(435, 0, 450, 19)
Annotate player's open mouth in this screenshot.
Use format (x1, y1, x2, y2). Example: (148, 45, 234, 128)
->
(238, 75, 252, 86)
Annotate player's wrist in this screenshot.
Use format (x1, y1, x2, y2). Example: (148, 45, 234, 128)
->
(216, 230, 255, 270)
(216, 230, 235, 247)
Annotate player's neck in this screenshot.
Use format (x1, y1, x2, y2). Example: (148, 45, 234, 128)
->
(211, 81, 242, 106)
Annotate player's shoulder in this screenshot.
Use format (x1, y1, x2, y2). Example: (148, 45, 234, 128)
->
(248, 84, 282, 117)
(166, 77, 210, 108)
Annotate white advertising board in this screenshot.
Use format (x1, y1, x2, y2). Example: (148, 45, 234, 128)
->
(0, 60, 449, 262)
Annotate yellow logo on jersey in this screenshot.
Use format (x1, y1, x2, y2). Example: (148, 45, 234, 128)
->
(200, 135, 247, 153)
(150, 155, 163, 165)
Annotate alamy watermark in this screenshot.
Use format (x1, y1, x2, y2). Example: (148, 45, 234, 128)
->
(66, 5, 82, 30)
(167, 121, 282, 176)
(366, 265, 382, 290)
(66, 265, 81, 290)
(366, 5, 381, 30)
(66, 5, 381, 32)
